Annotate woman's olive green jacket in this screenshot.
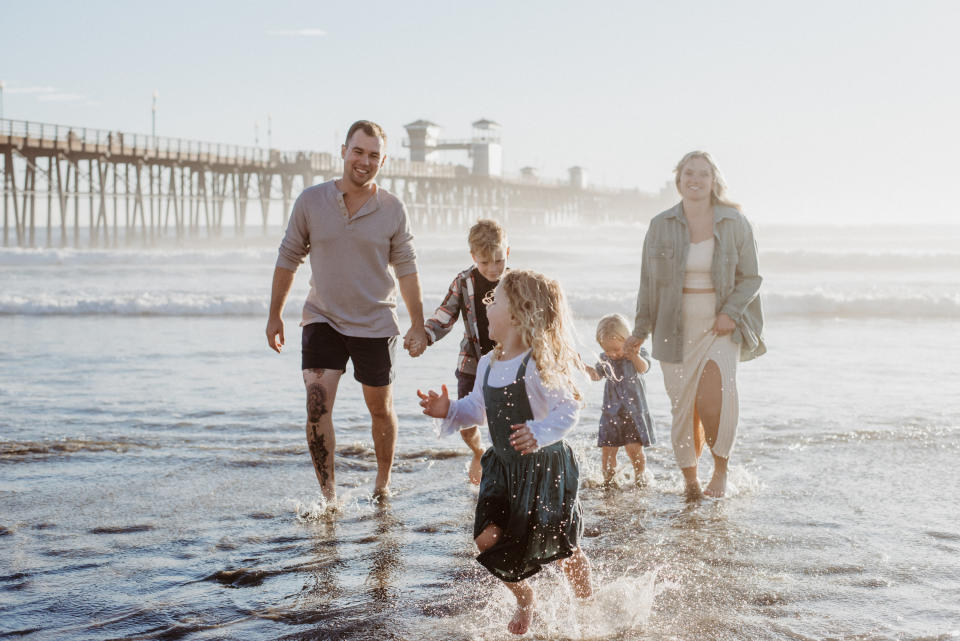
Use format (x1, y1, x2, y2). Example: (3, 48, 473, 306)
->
(632, 202, 766, 363)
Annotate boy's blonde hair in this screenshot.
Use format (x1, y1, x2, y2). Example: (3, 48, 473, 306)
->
(596, 314, 630, 344)
(468, 219, 507, 258)
(495, 269, 583, 402)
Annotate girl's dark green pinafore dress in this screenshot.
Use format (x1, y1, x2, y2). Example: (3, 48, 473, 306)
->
(474, 351, 584, 582)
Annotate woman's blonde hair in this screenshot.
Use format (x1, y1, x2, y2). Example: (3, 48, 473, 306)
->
(596, 313, 630, 344)
(495, 269, 583, 402)
(674, 150, 741, 211)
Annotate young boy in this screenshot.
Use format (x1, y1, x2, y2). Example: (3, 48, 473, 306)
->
(416, 219, 509, 484)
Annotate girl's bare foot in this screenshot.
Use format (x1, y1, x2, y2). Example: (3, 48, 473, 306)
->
(507, 603, 535, 635)
(468, 453, 483, 485)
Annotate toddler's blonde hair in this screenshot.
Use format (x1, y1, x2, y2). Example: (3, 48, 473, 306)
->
(596, 313, 630, 345)
(468, 219, 507, 258)
(495, 269, 583, 402)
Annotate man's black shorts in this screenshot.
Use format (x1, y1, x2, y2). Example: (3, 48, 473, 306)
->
(301, 322, 397, 387)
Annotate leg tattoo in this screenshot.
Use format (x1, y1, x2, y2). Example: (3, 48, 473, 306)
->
(309, 432, 331, 487)
(306, 380, 328, 423)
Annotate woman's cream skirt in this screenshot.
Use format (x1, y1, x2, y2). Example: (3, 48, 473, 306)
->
(661, 292, 739, 468)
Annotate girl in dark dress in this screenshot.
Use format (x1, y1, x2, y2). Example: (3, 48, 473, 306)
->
(418, 269, 593, 636)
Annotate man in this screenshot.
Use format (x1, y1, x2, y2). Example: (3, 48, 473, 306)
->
(265, 120, 428, 503)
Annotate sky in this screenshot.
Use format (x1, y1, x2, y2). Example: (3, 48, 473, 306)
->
(2, 0, 958, 224)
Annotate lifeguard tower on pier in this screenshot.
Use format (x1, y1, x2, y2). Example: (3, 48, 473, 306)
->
(403, 118, 502, 177)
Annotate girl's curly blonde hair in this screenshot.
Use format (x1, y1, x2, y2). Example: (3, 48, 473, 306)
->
(494, 269, 584, 402)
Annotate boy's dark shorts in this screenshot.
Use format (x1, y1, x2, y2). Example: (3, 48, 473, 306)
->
(455, 370, 476, 399)
(301, 322, 397, 387)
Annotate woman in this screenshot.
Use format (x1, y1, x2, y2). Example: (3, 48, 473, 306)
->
(625, 151, 765, 499)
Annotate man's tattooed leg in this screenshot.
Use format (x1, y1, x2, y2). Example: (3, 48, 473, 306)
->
(303, 368, 337, 500)
(309, 432, 331, 487)
(306, 378, 328, 423)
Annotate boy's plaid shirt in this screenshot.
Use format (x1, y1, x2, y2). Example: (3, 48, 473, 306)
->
(424, 266, 484, 376)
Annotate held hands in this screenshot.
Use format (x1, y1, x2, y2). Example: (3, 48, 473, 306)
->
(510, 423, 539, 455)
(712, 313, 736, 336)
(404, 325, 428, 357)
(623, 335, 644, 356)
(417, 384, 450, 419)
(266, 316, 285, 353)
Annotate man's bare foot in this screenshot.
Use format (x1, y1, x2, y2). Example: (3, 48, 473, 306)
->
(507, 603, 535, 635)
(468, 453, 483, 485)
(685, 481, 704, 501)
(703, 473, 727, 498)
(372, 486, 392, 502)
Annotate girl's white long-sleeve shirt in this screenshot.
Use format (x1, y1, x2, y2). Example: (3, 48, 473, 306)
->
(436, 351, 581, 449)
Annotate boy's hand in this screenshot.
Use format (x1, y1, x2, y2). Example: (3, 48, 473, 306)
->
(417, 385, 451, 419)
(509, 423, 539, 455)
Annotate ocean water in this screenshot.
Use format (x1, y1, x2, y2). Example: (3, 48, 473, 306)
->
(1, 220, 959, 640)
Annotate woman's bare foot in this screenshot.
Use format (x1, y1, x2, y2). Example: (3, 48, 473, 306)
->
(703, 472, 727, 498)
(507, 603, 535, 635)
(703, 454, 728, 498)
(685, 481, 704, 501)
(681, 465, 702, 501)
(468, 453, 483, 485)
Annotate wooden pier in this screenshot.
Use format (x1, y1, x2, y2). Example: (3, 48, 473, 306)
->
(1, 118, 671, 248)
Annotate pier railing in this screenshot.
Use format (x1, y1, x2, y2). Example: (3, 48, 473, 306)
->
(1, 117, 670, 248)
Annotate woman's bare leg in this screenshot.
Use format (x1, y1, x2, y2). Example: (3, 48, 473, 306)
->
(697, 360, 728, 497)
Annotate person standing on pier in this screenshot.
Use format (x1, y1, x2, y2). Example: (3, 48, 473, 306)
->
(265, 119, 428, 504)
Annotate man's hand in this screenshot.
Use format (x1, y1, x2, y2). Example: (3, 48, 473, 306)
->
(404, 325, 429, 357)
(624, 335, 645, 355)
(417, 385, 451, 418)
(266, 316, 285, 353)
(509, 423, 539, 455)
(712, 313, 736, 336)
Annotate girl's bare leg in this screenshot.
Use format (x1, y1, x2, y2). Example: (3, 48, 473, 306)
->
(475, 524, 536, 635)
(503, 580, 535, 635)
(460, 426, 484, 485)
(559, 548, 593, 599)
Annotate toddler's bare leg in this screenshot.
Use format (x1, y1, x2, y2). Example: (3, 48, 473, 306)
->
(601, 447, 618, 485)
(624, 443, 647, 485)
